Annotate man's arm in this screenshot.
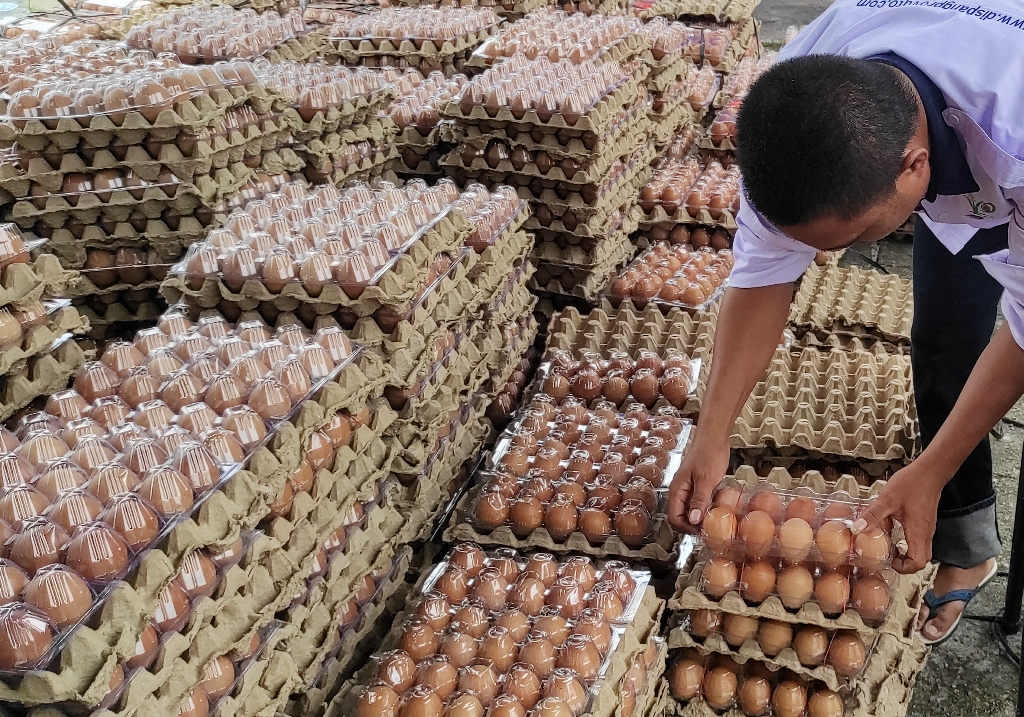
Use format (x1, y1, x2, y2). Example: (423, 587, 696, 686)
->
(667, 282, 793, 530)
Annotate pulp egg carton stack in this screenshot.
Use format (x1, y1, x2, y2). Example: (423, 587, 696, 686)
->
(710, 52, 777, 109)
(383, 69, 468, 180)
(729, 346, 918, 483)
(325, 543, 665, 717)
(248, 60, 398, 187)
(0, 15, 110, 44)
(0, 306, 390, 714)
(678, 0, 761, 23)
(384, 0, 553, 21)
(667, 19, 759, 77)
(445, 371, 697, 562)
(640, 20, 720, 146)
(662, 464, 935, 717)
(484, 339, 541, 432)
(787, 262, 912, 352)
(440, 54, 656, 302)
(321, 7, 504, 77)
(118, 4, 320, 64)
(555, 0, 631, 17)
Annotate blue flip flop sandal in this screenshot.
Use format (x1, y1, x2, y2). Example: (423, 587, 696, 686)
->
(920, 560, 999, 646)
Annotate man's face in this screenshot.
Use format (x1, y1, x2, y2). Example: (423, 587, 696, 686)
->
(778, 182, 927, 252)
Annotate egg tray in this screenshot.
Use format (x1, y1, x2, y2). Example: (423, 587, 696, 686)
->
(651, 103, 701, 148)
(634, 0, 682, 20)
(618, 635, 668, 717)
(687, 19, 758, 75)
(0, 301, 88, 376)
(0, 252, 75, 312)
(788, 262, 912, 345)
(33, 213, 209, 253)
(787, 329, 909, 357)
(441, 66, 649, 136)
(298, 142, 397, 186)
(290, 115, 398, 165)
(604, 251, 731, 314)
(282, 546, 415, 716)
(482, 313, 540, 401)
(667, 611, 879, 693)
(529, 245, 634, 303)
(513, 141, 657, 213)
(388, 386, 488, 479)
(638, 195, 739, 231)
(531, 204, 644, 247)
(476, 259, 537, 327)
(160, 205, 471, 316)
(76, 300, 165, 337)
(0, 337, 88, 423)
(466, 27, 648, 71)
(388, 0, 548, 16)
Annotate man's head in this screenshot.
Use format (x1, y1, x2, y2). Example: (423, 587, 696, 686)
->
(737, 55, 928, 251)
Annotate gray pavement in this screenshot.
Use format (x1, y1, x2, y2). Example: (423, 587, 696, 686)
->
(751, 0, 1024, 711)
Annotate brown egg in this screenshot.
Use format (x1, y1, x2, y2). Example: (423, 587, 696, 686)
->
(739, 675, 772, 717)
(629, 369, 660, 407)
(808, 690, 845, 717)
(816, 520, 852, 570)
(851, 573, 890, 622)
(614, 499, 651, 549)
(507, 575, 546, 616)
(399, 684, 443, 717)
(738, 510, 776, 559)
(828, 631, 866, 676)
(495, 608, 530, 642)
(793, 625, 829, 666)
(504, 664, 541, 709)
(416, 656, 458, 700)
(758, 619, 793, 657)
(703, 506, 737, 553)
(378, 650, 418, 693)
(542, 669, 586, 714)
(702, 556, 739, 599)
(474, 491, 510, 531)
(416, 593, 451, 632)
(740, 561, 777, 604)
(452, 603, 489, 638)
(9, 519, 69, 576)
(127, 622, 159, 670)
(722, 613, 758, 647)
(139, 468, 194, 517)
(777, 565, 814, 610)
(509, 494, 544, 538)
(557, 633, 601, 681)
(65, 523, 129, 582)
(814, 571, 850, 616)
(785, 496, 818, 524)
(0, 604, 54, 669)
(101, 494, 159, 552)
(154, 581, 191, 633)
(779, 518, 814, 564)
(688, 608, 722, 639)
(199, 655, 235, 701)
(446, 692, 484, 717)
(175, 551, 219, 600)
(458, 663, 499, 707)
(478, 626, 517, 673)
(519, 632, 557, 677)
(772, 681, 807, 717)
(573, 608, 611, 655)
(747, 489, 783, 521)
(0, 559, 28, 605)
(669, 658, 704, 699)
(533, 607, 570, 646)
(0, 485, 49, 528)
(356, 684, 400, 717)
(703, 666, 738, 710)
(440, 628, 478, 669)
(24, 564, 91, 628)
(853, 528, 891, 572)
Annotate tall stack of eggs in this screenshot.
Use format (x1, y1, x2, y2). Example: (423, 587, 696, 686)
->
(374, 0, 550, 21)
(331, 544, 664, 717)
(385, 69, 469, 180)
(0, 305, 394, 717)
(641, 20, 720, 146)
(322, 7, 502, 77)
(666, 473, 905, 717)
(440, 42, 656, 301)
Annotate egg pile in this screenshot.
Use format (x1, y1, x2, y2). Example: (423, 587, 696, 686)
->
(705, 96, 741, 150)
(686, 609, 870, 680)
(471, 11, 646, 66)
(325, 7, 501, 75)
(607, 241, 734, 311)
(669, 651, 846, 717)
(719, 52, 778, 105)
(540, 348, 698, 411)
(125, 5, 307, 63)
(350, 546, 650, 717)
(442, 54, 652, 302)
(471, 393, 689, 549)
(386, 70, 471, 177)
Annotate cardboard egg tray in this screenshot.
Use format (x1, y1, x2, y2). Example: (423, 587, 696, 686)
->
(466, 28, 650, 72)
(299, 142, 397, 186)
(667, 610, 882, 694)
(0, 335, 87, 422)
(0, 253, 75, 310)
(531, 204, 644, 245)
(790, 330, 909, 357)
(388, 388, 488, 482)
(732, 347, 917, 463)
(634, 0, 683, 20)
(789, 262, 912, 346)
(324, 22, 500, 60)
(75, 297, 166, 339)
(160, 205, 471, 316)
(441, 65, 650, 137)
(0, 300, 88, 376)
(639, 198, 739, 233)
(325, 545, 665, 717)
(530, 237, 636, 302)
(389, 0, 549, 17)
(291, 116, 398, 167)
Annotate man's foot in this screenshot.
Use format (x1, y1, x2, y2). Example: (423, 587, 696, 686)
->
(917, 558, 998, 643)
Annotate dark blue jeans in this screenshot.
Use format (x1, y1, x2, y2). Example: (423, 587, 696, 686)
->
(912, 218, 1008, 568)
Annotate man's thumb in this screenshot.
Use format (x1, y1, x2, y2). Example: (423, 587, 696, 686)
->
(852, 497, 893, 535)
(687, 480, 712, 526)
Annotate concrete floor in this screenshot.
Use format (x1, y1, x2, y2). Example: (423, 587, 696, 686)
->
(749, 1, 1024, 712)
(841, 239, 1023, 717)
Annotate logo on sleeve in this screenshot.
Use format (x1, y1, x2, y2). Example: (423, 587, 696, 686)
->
(966, 193, 996, 219)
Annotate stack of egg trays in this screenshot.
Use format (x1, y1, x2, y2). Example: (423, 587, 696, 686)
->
(664, 464, 936, 716)
(542, 301, 717, 414)
(446, 397, 690, 563)
(730, 346, 918, 468)
(324, 543, 665, 717)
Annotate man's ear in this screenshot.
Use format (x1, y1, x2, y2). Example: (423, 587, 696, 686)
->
(902, 145, 929, 179)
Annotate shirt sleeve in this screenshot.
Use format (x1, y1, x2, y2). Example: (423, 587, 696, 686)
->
(730, 192, 818, 289)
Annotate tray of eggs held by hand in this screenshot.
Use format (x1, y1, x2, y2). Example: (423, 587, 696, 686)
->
(468, 388, 693, 553)
(348, 544, 653, 717)
(693, 480, 898, 627)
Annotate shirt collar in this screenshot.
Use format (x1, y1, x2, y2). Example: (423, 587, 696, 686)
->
(870, 52, 979, 202)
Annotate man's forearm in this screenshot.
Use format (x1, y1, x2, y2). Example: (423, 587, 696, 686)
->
(696, 284, 795, 439)
(915, 323, 1024, 483)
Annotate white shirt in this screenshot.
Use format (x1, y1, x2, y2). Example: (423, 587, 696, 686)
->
(730, 0, 1024, 345)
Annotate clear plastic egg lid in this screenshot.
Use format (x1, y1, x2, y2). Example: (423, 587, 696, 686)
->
(40, 170, 183, 200)
(681, 608, 878, 687)
(326, 6, 500, 41)
(250, 59, 394, 110)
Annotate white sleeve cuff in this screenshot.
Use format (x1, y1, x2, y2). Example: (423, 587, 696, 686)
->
(730, 199, 817, 288)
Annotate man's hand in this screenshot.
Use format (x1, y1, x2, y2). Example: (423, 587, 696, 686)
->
(668, 434, 731, 532)
(853, 461, 943, 574)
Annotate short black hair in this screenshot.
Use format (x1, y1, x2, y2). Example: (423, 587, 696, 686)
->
(736, 55, 919, 227)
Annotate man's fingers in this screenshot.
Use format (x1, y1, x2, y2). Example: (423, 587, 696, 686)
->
(687, 476, 712, 527)
(851, 497, 895, 535)
(891, 555, 925, 575)
(667, 470, 693, 532)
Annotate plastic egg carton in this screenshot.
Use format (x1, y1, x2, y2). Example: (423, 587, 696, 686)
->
(387, 69, 468, 148)
(667, 650, 847, 717)
(335, 545, 655, 717)
(324, 7, 501, 59)
(788, 262, 912, 346)
(670, 609, 878, 692)
(604, 243, 733, 313)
